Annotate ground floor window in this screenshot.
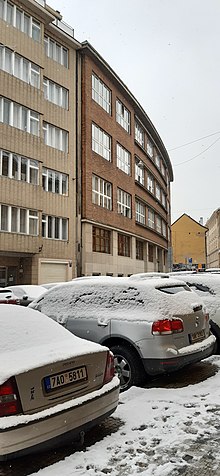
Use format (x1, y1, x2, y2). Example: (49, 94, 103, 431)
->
(118, 233, 130, 257)
(148, 244, 154, 262)
(136, 240, 144, 260)
(92, 226, 111, 253)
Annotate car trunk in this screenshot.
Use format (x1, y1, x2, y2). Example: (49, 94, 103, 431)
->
(172, 307, 210, 348)
(15, 351, 107, 414)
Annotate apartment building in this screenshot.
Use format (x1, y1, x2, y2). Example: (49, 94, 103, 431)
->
(171, 214, 207, 270)
(79, 42, 173, 276)
(206, 208, 220, 268)
(0, 1, 173, 284)
(0, 0, 82, 286)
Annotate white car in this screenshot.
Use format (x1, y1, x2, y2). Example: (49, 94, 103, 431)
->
(0, 305, 119, 460)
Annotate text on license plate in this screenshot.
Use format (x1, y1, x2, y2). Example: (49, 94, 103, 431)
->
(44, 366, 88, 392)
(190, 329, 205, 343)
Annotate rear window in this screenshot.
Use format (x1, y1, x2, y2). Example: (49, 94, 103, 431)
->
(158, 285, 191, 294)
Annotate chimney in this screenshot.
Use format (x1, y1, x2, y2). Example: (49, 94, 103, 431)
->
(199, 217, 203, 225)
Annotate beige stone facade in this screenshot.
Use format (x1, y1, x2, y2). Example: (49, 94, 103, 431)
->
(206, 208, 220, 268)
(0, 1, 173, 285)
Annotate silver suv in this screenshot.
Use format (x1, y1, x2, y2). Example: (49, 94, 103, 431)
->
(30, 275, 215, 391)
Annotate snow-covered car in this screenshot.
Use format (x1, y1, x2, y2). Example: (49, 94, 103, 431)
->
(0, 288, 20, 304)
(6, 285, 46, 306)
(0, 305, 119, 461)
(29, 276, 215, 391)
(168, 272, 220, 352)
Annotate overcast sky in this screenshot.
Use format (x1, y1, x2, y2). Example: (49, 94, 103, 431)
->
(48, 0, 220, 225)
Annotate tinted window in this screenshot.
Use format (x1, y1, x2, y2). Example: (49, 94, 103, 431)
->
(159, 285, 191, 294)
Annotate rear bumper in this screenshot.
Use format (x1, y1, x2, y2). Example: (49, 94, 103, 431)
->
(0, 376, 119, 460)
(142, 334, 216, 376)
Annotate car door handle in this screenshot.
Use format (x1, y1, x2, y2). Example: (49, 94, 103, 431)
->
(98, 322, 108, 327)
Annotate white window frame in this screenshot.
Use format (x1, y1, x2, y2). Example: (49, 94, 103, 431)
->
(43, 78, 68, 109)
(116, 143, 130, 175)
(0, 204, 38, 235)
(155, 183, 161, 201)
(92, 73, 111, 113)
(147, 140, 154, 158)
(116, 99, 130, 133)
(92, 174, 112, 210)
(92, 123, 111, 161)
(43, 122, 68, 152)
(156, 215, 162, 234)
(44, 35, 68, 68)
(135, 121, 144, 147)
(0, 97, 40, 135)
(162, 221, 167, 238)
(0, 1, 41, 40)
(117, 188, 131, 218)
(135, 158, 144, 185)
(147, 174, 154, 193)
(161, 190, 166, 208)
(148, 208, 155, 229)
(42, 214, 68, 240)
(155, 154, 161, 169)
(136, 200, 146, 224)
(42, 167, 68, 195)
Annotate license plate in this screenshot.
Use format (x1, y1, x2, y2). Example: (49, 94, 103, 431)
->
(190, 329, 205, 343)
(44, 366, 88, 393)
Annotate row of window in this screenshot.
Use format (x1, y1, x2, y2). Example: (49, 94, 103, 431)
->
(92, 73, 168, 180)
(92, 174, 167, 237)
(135, 158, 167, 209)
(0, 0, 41, 41)
(0, 149, 68, 195)
(0, 47, 69, 109)
(92, 226, 155, 261)
(0, 98, 69, 152)
(0, 204, 68, 240)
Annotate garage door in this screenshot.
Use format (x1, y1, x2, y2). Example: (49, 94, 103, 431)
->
(40, 261, 68, 284)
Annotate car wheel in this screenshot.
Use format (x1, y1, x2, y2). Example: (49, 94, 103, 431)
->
(210, 320, 220, 354)
(110, 344, 146, 392)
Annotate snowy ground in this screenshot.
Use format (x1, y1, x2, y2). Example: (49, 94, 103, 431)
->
(30, 355, 220, 476)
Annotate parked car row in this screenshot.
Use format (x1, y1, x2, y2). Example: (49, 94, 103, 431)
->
(1, 271, 219, 460)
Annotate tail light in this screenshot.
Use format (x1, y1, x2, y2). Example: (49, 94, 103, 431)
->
(103, 351, 115, 384)
(0, 378, 22, 417)
(152, 318, 183, 335)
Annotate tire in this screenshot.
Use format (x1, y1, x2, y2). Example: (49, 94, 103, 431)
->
(210, 321, 220, 354)
(110, 344, 146, 392)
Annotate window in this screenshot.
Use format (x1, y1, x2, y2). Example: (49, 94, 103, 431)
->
(44, 36, 68, 67)
(43, 122, 68, 152)
(92, 174, 112, 210)
(155, 154, 161, 169)
(155, 183, 161, 201)
(136, 240, 144, 260)
(136, 200, 146, 224)
(162, 221, 167, 238)
(161, 162, 165, 177)
(116, 143, 131, 175)
(42, 168, 68, 195)
(118, 233, 130, 257)
(147, 173, 154, 193)
(42, 214, 68, 240)
(0, 204, 38, 235)
(135, 158, 144, 185)
(0, 97, 40, 135)
(43, 78, 68, 109)
(156, 215, 162, 234)
(117, 189, 131, 218)
(147, 140, 154, 158)
(161, 190, 166, 208)
(92, 123, 111, 161)
(93, 226, 111, 253)
(0, 1, 41, 40)
(0, 150, 39, 183)
(116, 99, 130, 133)
(148, 208, 155, 229)
(148, 244, 154, 262)
(135, 121, 144, 147)
(92, 73, 111, 113)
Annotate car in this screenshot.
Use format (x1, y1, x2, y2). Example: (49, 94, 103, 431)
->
(0, 305, 119, 461)
(6, 285, 46, 306)
(205, 268, 220, 274)
(0, 288, 20, 304)
(29, 275, 215, 391)
(168, 272, 220, 352)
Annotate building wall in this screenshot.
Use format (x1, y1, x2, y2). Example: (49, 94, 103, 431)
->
(80, 48, 172, 276)
(206, 209, 220, 268)
(171, 214, 207, 269)
(0, 0, 80, 285)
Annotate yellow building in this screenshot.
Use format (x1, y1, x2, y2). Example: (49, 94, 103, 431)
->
(171, 214, 207, 270)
